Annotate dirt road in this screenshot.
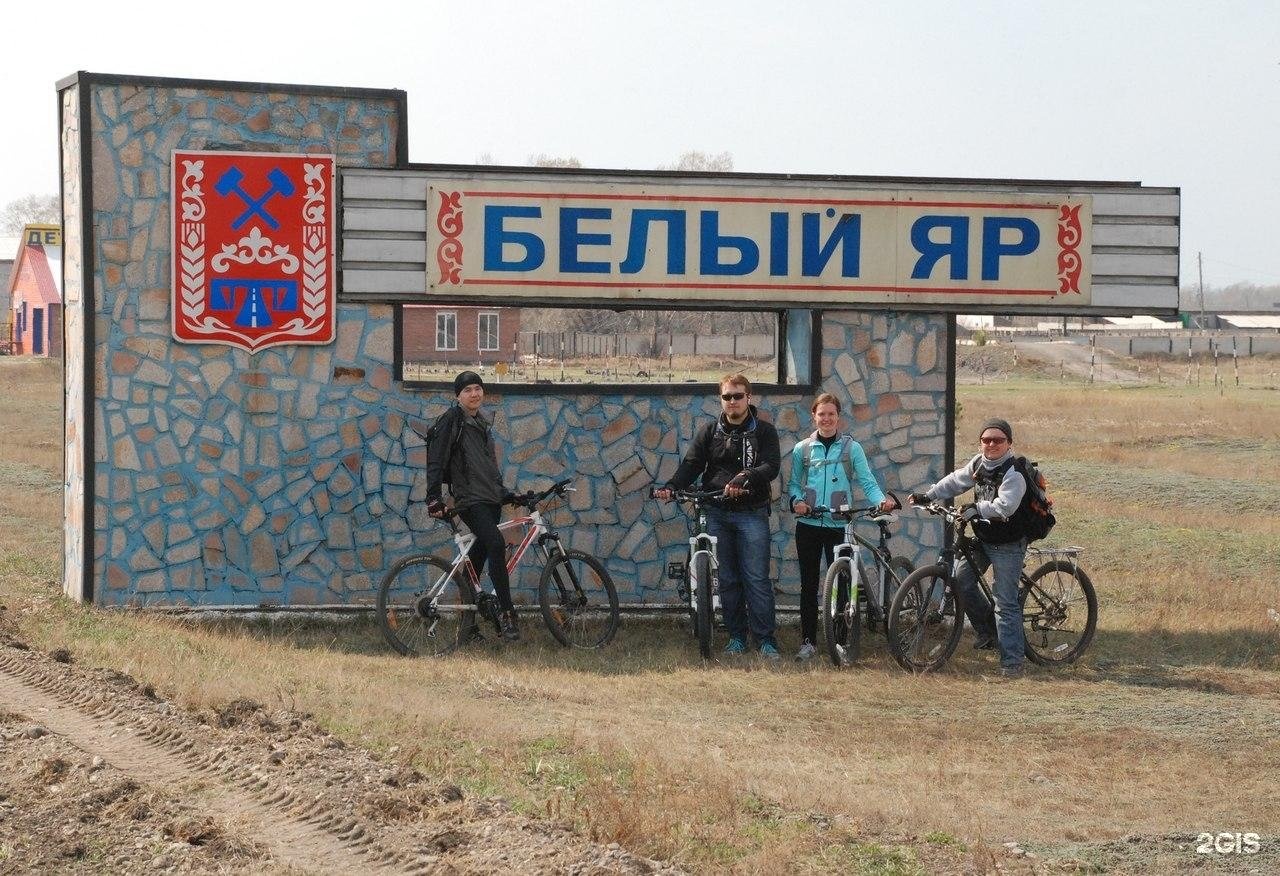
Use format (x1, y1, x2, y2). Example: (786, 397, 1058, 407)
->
(0, 634, 674, 875)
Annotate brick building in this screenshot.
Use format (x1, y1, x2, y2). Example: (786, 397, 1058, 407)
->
(402, 304, 520, 365)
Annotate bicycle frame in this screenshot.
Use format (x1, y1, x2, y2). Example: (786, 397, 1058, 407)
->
(433, 508, 561, 599)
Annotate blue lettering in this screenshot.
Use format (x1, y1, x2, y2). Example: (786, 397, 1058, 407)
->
(559, 207, 612, 274)
(910, 216, 969, 280)
(620, 209, 686, 274)
(769, 212, 789, 276)
(483, 205, 545, 271)
(981, 217, 1040, 280)
(699, 211, 759, 276)
(801, 212, 861, 277)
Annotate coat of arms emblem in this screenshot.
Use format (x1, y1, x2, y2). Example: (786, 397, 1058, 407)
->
(172, 151, 336, 351)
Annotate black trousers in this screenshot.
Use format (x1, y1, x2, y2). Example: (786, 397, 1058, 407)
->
(458, 503, 513, 612)
(795, 522, 846, 644)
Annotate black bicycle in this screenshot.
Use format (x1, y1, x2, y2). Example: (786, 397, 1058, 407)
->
(887, 502, 1098, 673)
(805, 500, 914, 666)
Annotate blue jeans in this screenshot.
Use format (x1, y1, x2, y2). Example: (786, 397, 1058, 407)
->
(706, 506, 776, 648)
(954, 538, 1027, 670)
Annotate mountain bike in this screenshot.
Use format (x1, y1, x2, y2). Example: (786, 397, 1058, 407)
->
(377, 479, 620, 655)
(807, 499, 914, 666)
(887, 501, 1097, 673)
(653, 487, 735, 659)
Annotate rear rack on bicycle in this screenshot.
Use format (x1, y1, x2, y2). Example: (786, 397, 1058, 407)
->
(1026, 545, 1083, 560)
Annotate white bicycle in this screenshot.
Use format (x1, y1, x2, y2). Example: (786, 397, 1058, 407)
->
(377, 479, 620, 655)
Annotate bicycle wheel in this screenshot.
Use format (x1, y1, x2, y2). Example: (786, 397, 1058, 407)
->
(377, 555, 476, 657)
(694, 552, 714, 658)
(821, 558, 860, 666)
(887, 564, 963, 673)
(539, 549, 621, 649)
(1021, 560, 1098, 665)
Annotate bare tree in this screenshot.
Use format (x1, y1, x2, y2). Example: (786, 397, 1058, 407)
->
(1, 194, 59, 234)
(656, 151, 734, 172)
(528, 154, 582, 168)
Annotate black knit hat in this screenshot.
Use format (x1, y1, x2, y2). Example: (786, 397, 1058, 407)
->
(453, 370, 484, 396)
(978, 418, 1013, 442)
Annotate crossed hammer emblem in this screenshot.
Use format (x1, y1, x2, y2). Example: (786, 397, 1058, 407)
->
(214, 166, 295, 230)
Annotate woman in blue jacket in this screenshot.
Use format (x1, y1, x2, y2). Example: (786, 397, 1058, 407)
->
(787, 393, 897, 660)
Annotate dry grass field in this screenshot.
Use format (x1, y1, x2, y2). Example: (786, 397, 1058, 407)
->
(1, 355, 1276, 874)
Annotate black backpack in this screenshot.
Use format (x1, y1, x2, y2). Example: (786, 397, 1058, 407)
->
(1011, 456, 1056, 541)
(970, 454, 1056, 542)
(414, 407, 465, 486)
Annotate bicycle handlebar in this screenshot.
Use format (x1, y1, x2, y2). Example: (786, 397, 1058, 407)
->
(650, 486, 751, 503)
(800, 504, 882, 521)
(510, 477, 575, 509)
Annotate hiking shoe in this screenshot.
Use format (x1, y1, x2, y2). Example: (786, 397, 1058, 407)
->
(759, 642, 781, 661)
(999, 665, 1025, 680)
(723, 638, 747, 655)
(973, 636, 997, 651)
(795, 640, 817, 661)
(499, 610, 521, 642)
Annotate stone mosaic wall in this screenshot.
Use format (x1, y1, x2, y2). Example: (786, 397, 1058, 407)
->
(66, 76, 950, 609)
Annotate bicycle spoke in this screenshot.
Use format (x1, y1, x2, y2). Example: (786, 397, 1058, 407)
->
(539, 551, 620, 649)
(378, 557, 475, 657)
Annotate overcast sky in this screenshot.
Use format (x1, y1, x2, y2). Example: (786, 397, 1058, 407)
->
(3, 1, 1276, 288)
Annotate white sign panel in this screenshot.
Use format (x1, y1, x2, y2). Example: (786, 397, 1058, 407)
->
(425, 179, 1092, 307)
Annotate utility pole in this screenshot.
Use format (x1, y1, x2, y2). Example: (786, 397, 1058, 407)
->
(1197, 251, 1206, 333)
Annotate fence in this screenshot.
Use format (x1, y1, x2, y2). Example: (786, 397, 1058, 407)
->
(516, 331, 775, 359)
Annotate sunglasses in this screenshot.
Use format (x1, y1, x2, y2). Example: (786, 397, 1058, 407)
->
(720, 392, 747, 401)
(980, 436, 1008, 445)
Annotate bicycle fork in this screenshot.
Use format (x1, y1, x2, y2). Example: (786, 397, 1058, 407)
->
(687, 534, 721, 613)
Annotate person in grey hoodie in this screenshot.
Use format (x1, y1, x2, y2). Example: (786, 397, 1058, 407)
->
(909, 418, 1029, 678)
(426, 371, 520, 641)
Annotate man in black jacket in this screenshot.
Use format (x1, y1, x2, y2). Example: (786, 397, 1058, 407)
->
(426, 371, 520, 641)
(655, 374, 782, 659)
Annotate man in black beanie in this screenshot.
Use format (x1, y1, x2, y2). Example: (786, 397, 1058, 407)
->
(909, 417, 1029, 679)
(426, 370, 520, 641)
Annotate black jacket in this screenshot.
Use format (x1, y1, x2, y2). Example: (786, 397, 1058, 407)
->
(424, 405, 507, 510)
(667, 406, 781, 512)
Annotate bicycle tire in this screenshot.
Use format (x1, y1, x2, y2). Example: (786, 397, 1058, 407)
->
(821, 558, 860, 666)
(887, 564, 963, 673)
(539, 549, 621, 649)
(377, 555, 476, 657)
(1021, 559, 1098, 665)
(694, 552, 714, 659)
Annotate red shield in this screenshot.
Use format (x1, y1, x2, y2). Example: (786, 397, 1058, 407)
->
(172, 151, 336, 352)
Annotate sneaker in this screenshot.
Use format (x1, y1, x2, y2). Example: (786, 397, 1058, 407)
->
(973, 636, 997, 651)
(759, 642, 781, 661)
(999, 665, 1025, 680)
(498, 610, 521, 642)
(723, 638, 747, 655)
(795, 640, 817, 661)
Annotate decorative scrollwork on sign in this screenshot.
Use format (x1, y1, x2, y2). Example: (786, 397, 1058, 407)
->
(302, 163, 327, 224)
(436, 190, 463, 285)
(1057, 204, 1083, 294)
(210, 227, 300, 274)
(180, 160, 206, 222)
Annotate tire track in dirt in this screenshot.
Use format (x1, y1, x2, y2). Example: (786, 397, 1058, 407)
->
(0, 649, 423, 875)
